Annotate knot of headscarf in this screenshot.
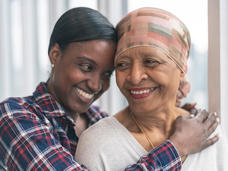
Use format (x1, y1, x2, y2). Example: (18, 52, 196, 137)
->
(116, 7, 191, 73)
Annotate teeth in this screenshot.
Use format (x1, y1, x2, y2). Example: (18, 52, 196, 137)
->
(131, 88, 155, 95)
(77, 88, 94, 99)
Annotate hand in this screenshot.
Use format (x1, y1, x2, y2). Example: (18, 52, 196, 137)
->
(169, 109, 219, 156)
(181, 102, 197, 113)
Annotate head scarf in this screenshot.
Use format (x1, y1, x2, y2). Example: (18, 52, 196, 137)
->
(116, 7, 191, 73)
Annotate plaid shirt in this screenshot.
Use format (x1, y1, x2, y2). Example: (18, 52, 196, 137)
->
(0, 82, 181, 171)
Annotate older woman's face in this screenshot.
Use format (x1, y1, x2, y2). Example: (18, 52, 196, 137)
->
(115, 47, 183, 113)
(49, 40, 115, 114)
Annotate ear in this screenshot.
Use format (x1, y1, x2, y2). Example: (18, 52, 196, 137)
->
(180, 71, 185, 78)
(49, 43, 62, 65)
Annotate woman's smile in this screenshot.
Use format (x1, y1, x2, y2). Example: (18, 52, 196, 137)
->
(76, 87, 95, 103)
(129, 87, 157, 99)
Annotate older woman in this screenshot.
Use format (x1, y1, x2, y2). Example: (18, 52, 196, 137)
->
(75, 7, 227, 171)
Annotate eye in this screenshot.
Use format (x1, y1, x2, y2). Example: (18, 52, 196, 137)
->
(79, 63, 93, 72)
(144, 59, 160, 67)
(115, 62, 130, 71)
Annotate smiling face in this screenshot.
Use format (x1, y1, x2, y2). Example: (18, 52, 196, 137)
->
(48, 40, 116, 115)
(115, 46, 184, 113)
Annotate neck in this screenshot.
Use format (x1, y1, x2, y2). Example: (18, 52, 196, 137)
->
(47, 80, 78, 119)
(74, 113, 88, 136)
(115, 102, 188, 152)
(127, 104, 179, 137)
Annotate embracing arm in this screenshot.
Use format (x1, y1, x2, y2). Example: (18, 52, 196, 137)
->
(125, 140, 181, 171)
(0, 102, 89, 171)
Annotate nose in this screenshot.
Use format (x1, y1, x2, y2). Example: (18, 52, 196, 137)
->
(87, 75, 103, 93)
(127, 63, 148, 85)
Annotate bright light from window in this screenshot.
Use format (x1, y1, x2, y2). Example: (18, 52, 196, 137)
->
(11, 0, 23, 70)
(69, 0, 98, 10)
(37, 0, 49, 70)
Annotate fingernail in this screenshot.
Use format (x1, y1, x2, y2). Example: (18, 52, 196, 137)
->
(216, 117, 220, 123)
(214, 112, 217, 116)
(190, 114, 194, 118)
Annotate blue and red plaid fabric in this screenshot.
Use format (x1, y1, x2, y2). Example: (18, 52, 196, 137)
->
(0, 82, 181, 171)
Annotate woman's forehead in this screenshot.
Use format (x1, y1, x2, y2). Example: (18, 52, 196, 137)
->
(117, 46, 168, 60)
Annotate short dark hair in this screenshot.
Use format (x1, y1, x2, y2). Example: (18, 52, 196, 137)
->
(48, 7, 117, 53)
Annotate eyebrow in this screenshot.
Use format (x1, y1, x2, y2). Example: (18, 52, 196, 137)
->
(118, 53, 156, 59)
(77, 56, 115, 72)
(117, 55, 130, 59)
(76, 56, 96, 65)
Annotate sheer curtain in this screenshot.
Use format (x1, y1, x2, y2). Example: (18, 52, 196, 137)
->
(0, 0, 50, 101)
(0, 0, 127, 115)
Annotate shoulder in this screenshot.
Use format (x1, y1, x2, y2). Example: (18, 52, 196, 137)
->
(75, 116, 120, 169)
(191, 125, 228, 155)
(81, 116, 116, 139)
(86, 105, 109, 125)
(183, 125, 228, 170)
(77, 116, 119, 151)
(0, 96, 50, 142)
(0, 97, 49, 165)
(0, 96, 37, 119)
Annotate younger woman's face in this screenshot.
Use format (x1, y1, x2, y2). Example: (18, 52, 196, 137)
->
(48, 40, 116, 115)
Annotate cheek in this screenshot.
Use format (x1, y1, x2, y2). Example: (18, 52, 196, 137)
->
(102, 80, 110, 92)
(64, 67, 85, 83)
(162, 70, 181, 95)
(116, 72, 126, 90)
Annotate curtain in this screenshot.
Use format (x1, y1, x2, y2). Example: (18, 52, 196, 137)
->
(0, 0, 127, 115)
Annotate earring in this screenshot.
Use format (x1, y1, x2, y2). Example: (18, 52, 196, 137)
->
(51, 64, 54, 68)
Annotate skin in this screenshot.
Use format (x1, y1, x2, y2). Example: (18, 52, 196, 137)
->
(47, 40, 116, 121)
(115, 47, 185, 115)
(114, 46, 209, 161)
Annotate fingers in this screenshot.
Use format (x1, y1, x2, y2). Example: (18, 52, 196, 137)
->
(188, 102, 197, 108)
(202, 134, 219, 150)
(189, 114, 195, 118)
(204, 112, 217, 125)
(190, 108, 198, 116)
(195, 109, 208, 122)
(207, 119, 219, 137)
(205, 112, 219, 137)
(182, 102, 197, 112)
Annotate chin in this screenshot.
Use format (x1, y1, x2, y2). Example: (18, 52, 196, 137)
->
(74, 105, 90, 113)
(129, 103, 148, 112)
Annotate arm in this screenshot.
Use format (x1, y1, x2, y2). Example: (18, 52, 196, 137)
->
(125, 110, 219, 171)
(125, 140, 181, 171)
(0, 102, 89, 171)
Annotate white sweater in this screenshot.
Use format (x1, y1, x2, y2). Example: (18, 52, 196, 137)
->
(76, 116, 228, 171)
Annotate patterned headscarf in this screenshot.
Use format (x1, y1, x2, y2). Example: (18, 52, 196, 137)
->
(116, 7, 191, 73)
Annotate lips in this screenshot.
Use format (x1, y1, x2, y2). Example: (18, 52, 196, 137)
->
(76, 87, 94, 103)
(129, 87, 156, 99)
